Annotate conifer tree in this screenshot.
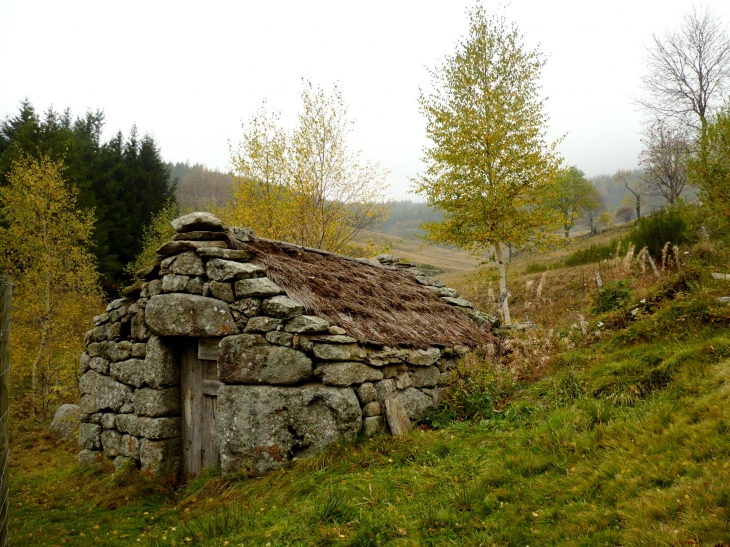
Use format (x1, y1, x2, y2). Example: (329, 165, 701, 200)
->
(0, 103, 175, 286)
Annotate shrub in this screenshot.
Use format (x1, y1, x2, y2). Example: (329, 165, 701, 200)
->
(549, 260, 565, 270)
(592, 279, 633, 313)
(627, 208, 690, 258)
(564, 239, 621, 267)
(525, 263, 547, 274)
(428, 354, 512, 426)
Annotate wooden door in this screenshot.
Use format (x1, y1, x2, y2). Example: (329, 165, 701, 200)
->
(181, 338, 222, 480)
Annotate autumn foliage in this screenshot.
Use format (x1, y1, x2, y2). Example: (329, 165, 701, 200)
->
(221, 81, 391, 254)
(415, 6, 561, 323)
(0, 155, 102, 416)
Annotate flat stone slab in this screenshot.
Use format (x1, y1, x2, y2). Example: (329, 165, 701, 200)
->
(404, 347, 441, 366)
(134, 387, 181, 417)
(204, 281, 235, 302)
(362, 401, 382, 417)
(161, 251, 205, 276)
(206, 259, 265, 281)
(171, 212, 224, 233)
(318, 362, 383, 387)
(234, 277, 283, 298)
(140, 437, 182, 482)
(218, 334, 313, 385)
(260, 296, 304, 319)
(110, 358, 146, 387)
(79, 371, 133, 413)
(309, 334, 358, 344)
(384, 397, 411, 436)
(285, 315, 330, 333)
(156, 240, 227, 256)
(362, 416, 385, 436)
(415, 275, 445, 288)
(144, 336, 179, 388)
(313, 343, 367, 361)
(441, 297, 474, 308)
(196, 247, 252, 261)
(217, 384, 361, 475)
(137, 417, 182, 439)
(145, 294, 239, 337)
(173, 230, 228, 241)
(410, 366, 441, 388)
(427, 286, 460, 298)
(395, 387, 434, 421)
(463, 307, 499, 328)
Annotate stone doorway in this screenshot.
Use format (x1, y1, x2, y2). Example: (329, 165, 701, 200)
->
(180, 339, 222, 480)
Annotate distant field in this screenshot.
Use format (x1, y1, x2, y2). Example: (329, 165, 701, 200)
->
(360, 222, 635, 275)
(357, 230, 482, 272)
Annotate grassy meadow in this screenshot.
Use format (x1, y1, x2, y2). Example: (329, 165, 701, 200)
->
(10, 227, 730, 546)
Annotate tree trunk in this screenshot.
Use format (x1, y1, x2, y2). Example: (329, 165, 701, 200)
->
(32, 218, 53, 418)
(31, 314, 49, 417)
(495, 242, 511, 325)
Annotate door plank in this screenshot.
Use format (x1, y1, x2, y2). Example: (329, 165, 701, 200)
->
(182, 349, 221, 479)
(181, 342, 203, 480)
(201, 359, 220, 469)
(201, 395, 220, 469)
(198, 338, 221, 361)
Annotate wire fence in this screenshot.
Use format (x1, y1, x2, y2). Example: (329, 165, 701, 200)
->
(0, 277, 12, 547)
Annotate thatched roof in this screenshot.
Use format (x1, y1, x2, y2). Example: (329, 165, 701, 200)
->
(228, 236, 491, 349)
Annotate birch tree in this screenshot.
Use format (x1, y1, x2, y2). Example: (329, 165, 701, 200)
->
(224, 82, 391, 254)
(290, 81, 391, 252)
(226, 105, 295, 242)
(415, 6, 560, 324)
(0, 155, 101, 416)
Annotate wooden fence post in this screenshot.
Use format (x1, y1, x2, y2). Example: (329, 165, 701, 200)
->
(0, 277, 12, 547)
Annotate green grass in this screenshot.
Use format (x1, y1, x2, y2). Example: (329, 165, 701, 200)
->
(11, 268, 730, 546)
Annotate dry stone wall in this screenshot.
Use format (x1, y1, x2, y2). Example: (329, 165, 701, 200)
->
(78, 212, 492, 480)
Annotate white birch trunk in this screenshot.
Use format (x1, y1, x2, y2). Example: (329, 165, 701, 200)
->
(495, 242, 511, 325)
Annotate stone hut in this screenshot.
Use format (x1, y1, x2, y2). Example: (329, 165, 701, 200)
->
(77, 213, 496, 483)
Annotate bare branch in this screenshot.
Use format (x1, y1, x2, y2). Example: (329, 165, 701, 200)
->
(636, 5, 730, 131)
(639, 119, 691, 205)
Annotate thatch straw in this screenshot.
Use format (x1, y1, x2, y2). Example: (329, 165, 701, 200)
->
(228, 236, 490, 349)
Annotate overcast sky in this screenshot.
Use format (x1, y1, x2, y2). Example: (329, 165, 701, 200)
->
(1, 0, 729, 199)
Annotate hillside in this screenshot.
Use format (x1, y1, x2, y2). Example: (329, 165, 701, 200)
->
(11, 223, 730, 546)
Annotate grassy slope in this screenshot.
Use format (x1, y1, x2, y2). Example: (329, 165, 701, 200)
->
(11, 239, 730, 546)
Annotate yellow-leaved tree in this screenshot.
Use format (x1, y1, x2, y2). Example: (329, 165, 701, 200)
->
(414, 6, 561, 324)
(0, 155, 102, 417)
(225, 104, 296, 242)
(222, 81, 391, 254)
(125, 199, 179, 277)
